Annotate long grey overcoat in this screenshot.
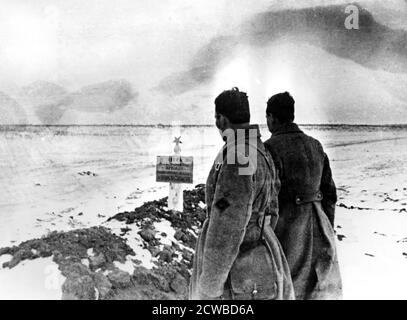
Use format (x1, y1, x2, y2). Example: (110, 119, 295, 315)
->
(189, 125, 294, 300)
(264, 122, 342, 300)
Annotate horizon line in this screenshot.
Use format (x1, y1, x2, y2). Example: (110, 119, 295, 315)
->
(1, 123, 407, 127)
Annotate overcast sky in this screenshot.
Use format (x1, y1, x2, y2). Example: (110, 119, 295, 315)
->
(0, 0, 267, 89)
(0, 0, 406, 124)
(0, 0, 405, 89)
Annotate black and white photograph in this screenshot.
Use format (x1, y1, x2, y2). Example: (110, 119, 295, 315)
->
(0, 0, 406, 301)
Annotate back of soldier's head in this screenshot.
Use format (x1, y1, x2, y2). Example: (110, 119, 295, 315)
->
(266, 92, 295, 124)
(215, 87, 250, 124)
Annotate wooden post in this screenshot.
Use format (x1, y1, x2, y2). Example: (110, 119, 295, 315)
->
(168, 137, 184, 212)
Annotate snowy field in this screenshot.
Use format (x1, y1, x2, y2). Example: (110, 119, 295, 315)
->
(0, 124, 407, 299)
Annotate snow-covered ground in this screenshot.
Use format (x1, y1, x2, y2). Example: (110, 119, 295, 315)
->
(0, 125, 220, 247)
(0, 256, 65, 299)
(0, 124, 406, 299)
(324, 127, 407, 299)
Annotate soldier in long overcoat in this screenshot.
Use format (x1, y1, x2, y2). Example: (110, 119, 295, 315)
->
(189, 88, 294, 300)
(264, 92, 342, 300)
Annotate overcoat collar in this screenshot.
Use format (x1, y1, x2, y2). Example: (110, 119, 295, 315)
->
(272, 122, 303, 136)
(222, 124, 262, 142)
(215, 124, 261, 166)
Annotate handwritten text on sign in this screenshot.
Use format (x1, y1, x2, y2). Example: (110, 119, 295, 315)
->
(156, 156, 193, 184)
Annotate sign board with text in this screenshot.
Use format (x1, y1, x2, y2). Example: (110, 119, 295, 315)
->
(156, 155, 193, 184)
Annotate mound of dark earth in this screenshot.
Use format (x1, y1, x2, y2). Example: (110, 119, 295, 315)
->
(0, 185, 206, 300)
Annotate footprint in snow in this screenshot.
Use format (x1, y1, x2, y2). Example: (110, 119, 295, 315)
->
(374, 232, 387, 237)
(337, 234, 346, 241)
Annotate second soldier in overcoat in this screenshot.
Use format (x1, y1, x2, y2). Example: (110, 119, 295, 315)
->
(264, 92, 342, 300)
